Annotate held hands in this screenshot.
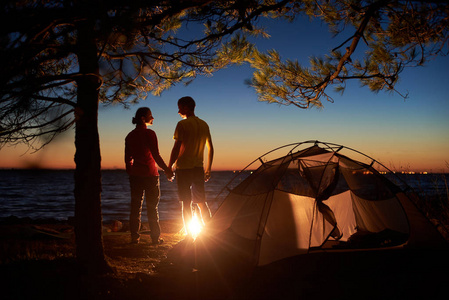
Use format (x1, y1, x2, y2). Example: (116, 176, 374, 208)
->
(204, 171, 211, 182)
(164, 168, 210, 182)
(165, 168, 175, 182)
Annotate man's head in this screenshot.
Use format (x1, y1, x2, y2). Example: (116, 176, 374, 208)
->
(178, 96, 196, 118)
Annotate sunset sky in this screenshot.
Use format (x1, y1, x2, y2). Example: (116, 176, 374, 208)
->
(1, 17, 448, 173)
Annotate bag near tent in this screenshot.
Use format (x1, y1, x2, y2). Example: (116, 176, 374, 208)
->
(174, 141, 447, 270)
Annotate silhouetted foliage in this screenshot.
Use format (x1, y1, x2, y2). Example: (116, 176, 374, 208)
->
(247, 0, 449, 108)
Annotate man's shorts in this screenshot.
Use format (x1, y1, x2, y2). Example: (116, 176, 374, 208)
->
(176, 167, 206, 203)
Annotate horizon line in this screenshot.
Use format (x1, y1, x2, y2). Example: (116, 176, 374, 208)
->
(0, 167, 447, 174)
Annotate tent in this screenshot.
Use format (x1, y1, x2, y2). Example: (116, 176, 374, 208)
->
(177, 141, 447, 270)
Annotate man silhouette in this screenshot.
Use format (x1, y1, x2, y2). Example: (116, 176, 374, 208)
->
(169, 96, 214, 237)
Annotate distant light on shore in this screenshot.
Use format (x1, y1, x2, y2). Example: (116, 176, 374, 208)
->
(399, 171, 429, 175)
(379, 171, 429, 175)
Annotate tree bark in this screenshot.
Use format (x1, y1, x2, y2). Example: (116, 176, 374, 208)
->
(74, 20, 111, 274)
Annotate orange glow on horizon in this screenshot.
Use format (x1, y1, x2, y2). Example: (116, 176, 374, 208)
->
(1, 139, 448, 173)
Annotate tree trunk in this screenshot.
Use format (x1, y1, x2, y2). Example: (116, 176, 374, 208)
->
(74, 21, 111, 274)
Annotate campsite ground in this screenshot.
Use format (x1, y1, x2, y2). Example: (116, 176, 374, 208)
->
(1, 218, 449, 300)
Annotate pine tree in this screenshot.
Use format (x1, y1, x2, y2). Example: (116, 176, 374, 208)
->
(0, 0, 283, 274)
(248, 0, 449, 108)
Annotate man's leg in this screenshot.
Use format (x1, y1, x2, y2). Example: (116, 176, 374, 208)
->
(197, 202, 211, 224)
(177, 169, 193, 235)
(192, 167, 211, 225)
(181, 201, 193, 235)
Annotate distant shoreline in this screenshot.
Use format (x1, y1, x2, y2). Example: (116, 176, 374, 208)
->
(1, 168, 447, 174)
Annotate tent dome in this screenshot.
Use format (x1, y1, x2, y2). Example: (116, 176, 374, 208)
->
(178, 141, 447, 268)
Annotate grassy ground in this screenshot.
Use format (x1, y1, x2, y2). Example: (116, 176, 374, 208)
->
(1, 217, 449, 300)
(0, 219, 189, 300)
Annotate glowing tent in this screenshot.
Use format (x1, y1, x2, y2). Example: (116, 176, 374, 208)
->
(178, 141, 447, 269)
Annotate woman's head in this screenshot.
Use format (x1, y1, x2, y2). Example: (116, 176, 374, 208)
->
(132, 107, 153, 125)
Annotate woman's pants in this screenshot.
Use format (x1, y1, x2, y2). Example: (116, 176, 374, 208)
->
(129, 175, 161, 242)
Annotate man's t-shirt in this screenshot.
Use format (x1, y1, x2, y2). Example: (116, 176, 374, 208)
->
(173, 116, 211, 169)
(125, 124, 161, 176)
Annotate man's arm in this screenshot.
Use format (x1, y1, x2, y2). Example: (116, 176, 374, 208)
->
(169, 140, 182, 170)
(204, 137, 214, 182)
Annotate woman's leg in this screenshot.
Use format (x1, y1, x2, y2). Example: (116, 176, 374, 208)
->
(129, 176, 144, 243)
(145, 176, 162, 243)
